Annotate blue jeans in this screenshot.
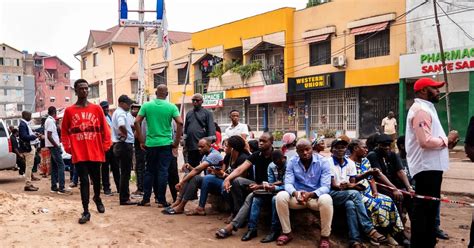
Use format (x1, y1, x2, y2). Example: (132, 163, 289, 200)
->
(143, 145, 173, 204)
(199, 174, 224, 208)
(49, 146, 65, 190)
(248, 194, 281, 232)
(330, 190, 373, 244)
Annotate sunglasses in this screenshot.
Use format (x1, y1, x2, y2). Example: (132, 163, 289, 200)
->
(192, 99, 202, 102)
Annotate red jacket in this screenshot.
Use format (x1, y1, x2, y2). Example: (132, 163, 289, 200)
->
(61, 103, 112, 164)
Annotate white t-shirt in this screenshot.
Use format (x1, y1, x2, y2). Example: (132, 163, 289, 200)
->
(44, 116, 59, 148)
(381, 117, 397, 135)
(328, 157, 357, 186)
(225, 123, 249, 139)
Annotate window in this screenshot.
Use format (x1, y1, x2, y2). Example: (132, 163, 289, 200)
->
(34, 59, 42, 66)
(64, 86, 69, 90)
(3, 89, 7, 95)
(93, 53, 98, 67)
(153, 68, 167, 88)
(251, 54, 266, 67)
(16, 59, 20, 66)
(89, 84, 99, 98)
(131, 79, 138, 94)
(82, 57, 87, 70)
(16, 89, 22, 97)
(50, 97, 55, 103)
(17, 76, 21, 81)
(64, 73, 68, 78)
(130, 47, 135, 54)
(177, 66, 188, 85)
(2, 46, 5, 50)
(309, 40, 331, 66)
(355, 29, 390, 59)
(2, 74, 9, 82)
(49, 85, 55, 90)
(108, 47, 113, 55)
(17, 104, 23, 111)
(0, 57, 4, 65)
(65, 97, 70, 102)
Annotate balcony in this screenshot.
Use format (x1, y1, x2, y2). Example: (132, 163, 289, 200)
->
(206, 65, 282, 92)
(194, 78, 210, 95)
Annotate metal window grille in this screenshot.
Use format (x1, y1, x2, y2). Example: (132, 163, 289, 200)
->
(355, 29, 390, 59)
(153, 69, 167, 88)
(247, 104, 264, 131)
(212, 99, 246, 126)
(310, 88, 358, 134)
(309, 40, 331, 66)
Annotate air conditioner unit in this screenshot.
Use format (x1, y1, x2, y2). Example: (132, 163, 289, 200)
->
(332, 55, 346, 67)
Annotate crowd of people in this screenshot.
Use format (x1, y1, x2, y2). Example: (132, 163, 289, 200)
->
(9, 77, 471, 247)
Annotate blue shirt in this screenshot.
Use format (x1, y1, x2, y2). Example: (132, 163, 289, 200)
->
(284, 153, 331, 197)
(268, 161, 286, 192)
(111, 107, 134, 144)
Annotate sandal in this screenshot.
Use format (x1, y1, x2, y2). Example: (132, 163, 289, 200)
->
(215, 228, 232, 239)
(368, 229, 387, 245)
(162, 208, 183, 215)
(185, 209, 206, 216)
(276, 233, 293, 246)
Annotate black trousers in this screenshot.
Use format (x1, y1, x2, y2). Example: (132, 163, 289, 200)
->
(76, 162, 102, 213)
(103, 146, 120, 192)
(187, 150, 203, 168)
(168, 156, 179, 202)
(114, 142, 133, 203)
(135, 139, 146, 192)
(411, 170, 443, 248)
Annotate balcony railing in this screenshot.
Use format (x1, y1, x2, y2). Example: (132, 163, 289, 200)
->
(261, 65, 284, 85)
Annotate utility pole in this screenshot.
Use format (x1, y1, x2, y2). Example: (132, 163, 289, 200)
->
(433, 0, 452, 130)
(137, 0, 145, 104)
(180, 49, 194, 116)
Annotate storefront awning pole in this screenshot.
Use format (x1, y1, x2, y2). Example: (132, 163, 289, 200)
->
(180, 49, 194, 117)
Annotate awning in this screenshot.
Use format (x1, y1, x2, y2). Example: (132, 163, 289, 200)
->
(350, 22, 388, 35)
(175, 62, 188, 69)
(304, 34, 330, 44)
(152, 67, 166, 74)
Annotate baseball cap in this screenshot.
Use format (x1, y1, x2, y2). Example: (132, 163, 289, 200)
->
(331, 138, 349, 149)
(118, 95, 133, 105)
(99, 101, 109, 108)
(414, 78, 445, 92)
(376, 134, 393, 145)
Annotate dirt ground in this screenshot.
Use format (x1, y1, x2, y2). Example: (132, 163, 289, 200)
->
(0, 169, 472, 248)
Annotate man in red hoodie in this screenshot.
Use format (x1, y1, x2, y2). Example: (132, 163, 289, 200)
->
(61, 79, 112, 224)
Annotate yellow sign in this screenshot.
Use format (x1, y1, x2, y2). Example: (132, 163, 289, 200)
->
(293, 74, 331, 91)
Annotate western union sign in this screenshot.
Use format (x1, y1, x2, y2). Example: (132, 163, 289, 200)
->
(294, 74, 331, 91)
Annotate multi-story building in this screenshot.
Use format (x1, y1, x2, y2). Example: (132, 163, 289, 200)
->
(34, 52, 73, 112)
(75, 25, 192, 108)
(290, 0, 406, 138)
(399, 0, 474, 141)
(23, 53, 35, 112)
(0, 43, 25, 124)
(190, 8, 295, 131)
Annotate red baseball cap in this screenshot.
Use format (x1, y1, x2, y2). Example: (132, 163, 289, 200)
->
(414, 78, 445, 92)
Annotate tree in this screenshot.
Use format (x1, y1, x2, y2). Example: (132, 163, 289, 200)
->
(307, 0, 327, 8)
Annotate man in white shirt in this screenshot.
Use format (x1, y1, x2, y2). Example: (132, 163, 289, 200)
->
(45, 106, 72, 195)
(381, 111, 397, 149)
(224, 110, 249, 140)
(406, 78, 459, 247)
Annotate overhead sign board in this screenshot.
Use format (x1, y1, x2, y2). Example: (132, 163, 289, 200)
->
(203, 91, 225, 108)
(400, 46, 474, 78)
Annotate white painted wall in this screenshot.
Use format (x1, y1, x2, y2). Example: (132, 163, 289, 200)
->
(406, 0, 474, 53)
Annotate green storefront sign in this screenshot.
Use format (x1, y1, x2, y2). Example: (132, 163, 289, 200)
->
(203, 91, 225, 108)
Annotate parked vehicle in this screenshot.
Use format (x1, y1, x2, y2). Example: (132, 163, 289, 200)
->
(0, 119, 16, 170)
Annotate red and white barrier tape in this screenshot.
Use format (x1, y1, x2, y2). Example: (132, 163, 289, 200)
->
(375, 182, 474, 207)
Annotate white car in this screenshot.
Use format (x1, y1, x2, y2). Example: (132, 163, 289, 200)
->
(0, 119, 16, 170)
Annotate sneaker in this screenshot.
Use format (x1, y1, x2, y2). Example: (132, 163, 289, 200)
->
(69, 182, 78, 188)
(32, 175, 41, 181)
(24, 185, 39, 191)
(94, 199, 105, 213)
(58, 189, 73, 195)
(51, 188, 59, 193)
(132, 190, 144, 195)
(104, 189, 113, 196)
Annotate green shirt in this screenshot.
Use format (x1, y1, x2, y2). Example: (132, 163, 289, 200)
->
(138, 99, 180, 147)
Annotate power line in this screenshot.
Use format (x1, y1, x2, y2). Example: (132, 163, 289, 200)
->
(436, 1, 474, 41)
